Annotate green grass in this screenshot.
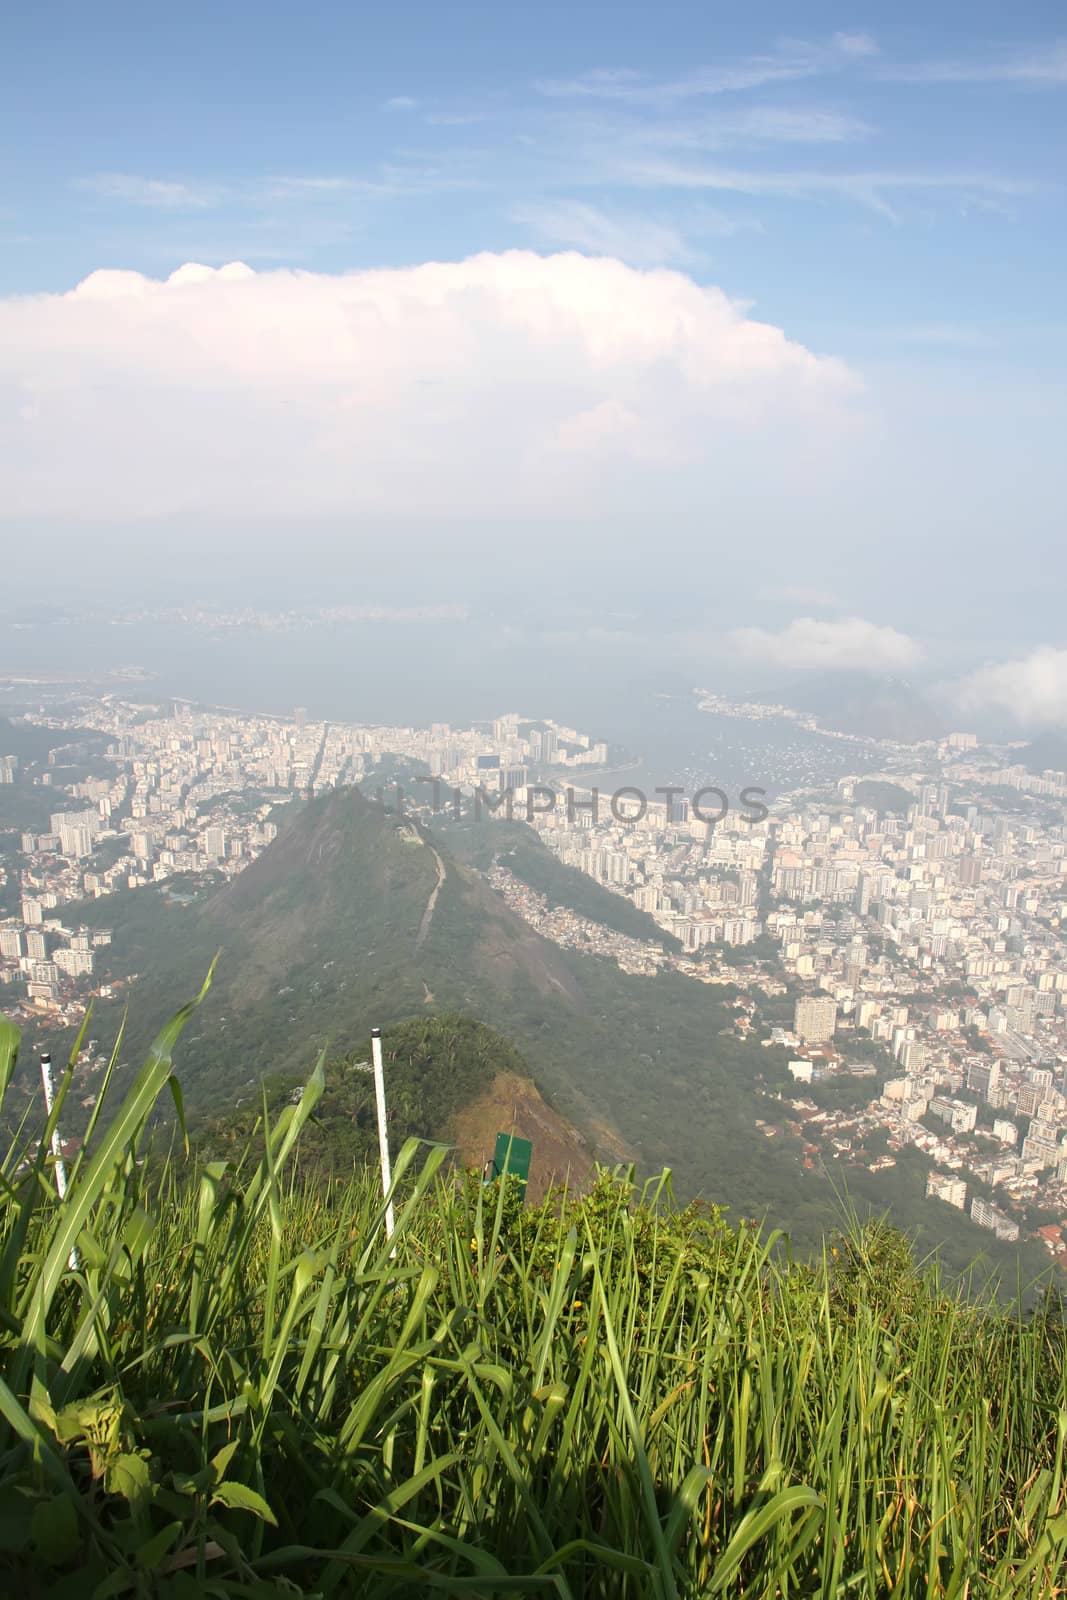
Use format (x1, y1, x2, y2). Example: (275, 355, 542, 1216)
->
(1, 993, 1066, 1597)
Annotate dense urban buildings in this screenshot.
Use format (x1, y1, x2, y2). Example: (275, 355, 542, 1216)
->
(3, 685, 1067, 1263)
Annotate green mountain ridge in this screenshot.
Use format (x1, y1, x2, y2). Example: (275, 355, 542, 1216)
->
(196, 1011, 596, 1199)
(52, 788, 592, 1116)
(28, 785, 1054, 1288)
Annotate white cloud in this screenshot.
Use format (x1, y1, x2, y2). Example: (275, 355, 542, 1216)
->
(730, 617, 922, 672)
(536, 59, 819, 102)
(515, 199, 760, 262)
(832, 32, 879, 58)
(534, 34, 873, 106)
(0, 251, 857, 519)
(883, 43, 1067, 86)
(511, 201, 691, 264)
(385, 95, 418, 110)
(265, 176, 354, 196)
(424, 110, 489, 127)
(612, 159, 1035, 220)
(631, 106, 872, 150)
(710, 107, 871, 144)
(76, 173, 222, 209)
(952, 648, 1067, 728)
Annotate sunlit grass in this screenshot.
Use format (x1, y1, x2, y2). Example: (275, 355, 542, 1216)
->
(0, 991, 1065, 1596)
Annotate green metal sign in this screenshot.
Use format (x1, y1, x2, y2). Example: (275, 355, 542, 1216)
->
(490, 1131, 532, 1194)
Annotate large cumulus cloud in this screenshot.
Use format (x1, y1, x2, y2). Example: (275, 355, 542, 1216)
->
(0, 251, 857, 518)
(952, 647, 1067, 729)
(730, 615, 922, 672)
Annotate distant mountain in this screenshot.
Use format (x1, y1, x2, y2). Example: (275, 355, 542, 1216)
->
(1019, 731, 1067, 775)
(71, 788, 590, 1116)
(57, 789, 807, 1212)
(771, 673, 946, 743)
(852, 779, 916, 816)
(0, 716, 107, 765)
(28, 786, 1050, 1281)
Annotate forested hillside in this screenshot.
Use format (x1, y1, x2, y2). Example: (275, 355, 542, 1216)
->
(10, 787, 1054, 1287)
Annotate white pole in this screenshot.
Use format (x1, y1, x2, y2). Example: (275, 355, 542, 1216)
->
(40, 1051, 78, 1271)
(39, 1051, 69, 1199)
(370, 1027, 395, 1242)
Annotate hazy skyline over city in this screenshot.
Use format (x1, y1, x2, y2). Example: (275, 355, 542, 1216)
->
(3, 3, 1066, 723)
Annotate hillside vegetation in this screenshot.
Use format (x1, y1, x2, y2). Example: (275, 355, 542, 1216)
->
(446, 816, 681, 950)
(852, 779, 917, 815)
(1, 999, 1066, 1596)
(22, 786, 1052, 1286)
(194, 1012, 592, 1197)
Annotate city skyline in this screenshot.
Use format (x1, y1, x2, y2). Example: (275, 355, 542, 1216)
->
(5, 681, 1067, 1265)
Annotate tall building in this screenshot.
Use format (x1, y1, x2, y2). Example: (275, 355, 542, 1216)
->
(794, 994, 837, 1044)
(50, 808, 100, 839)
(970, 1198, 1020, 1243)
(966, 1059, 1001, 1100)
(54, 945, 93, 977)
(957, 854, 982, 887)
(926, 1171, 966, 1209)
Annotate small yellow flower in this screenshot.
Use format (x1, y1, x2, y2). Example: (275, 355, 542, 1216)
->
(571, 1300, 583, 1311)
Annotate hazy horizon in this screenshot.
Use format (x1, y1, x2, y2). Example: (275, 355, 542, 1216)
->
(3, 3, 1066, 728)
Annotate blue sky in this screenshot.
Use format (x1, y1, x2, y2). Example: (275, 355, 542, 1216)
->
(3, 4, 1067, 714)
(4, 0, 1065, 358)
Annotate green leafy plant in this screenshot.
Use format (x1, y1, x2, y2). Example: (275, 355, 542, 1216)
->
(1, 990, 1065, 1596)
